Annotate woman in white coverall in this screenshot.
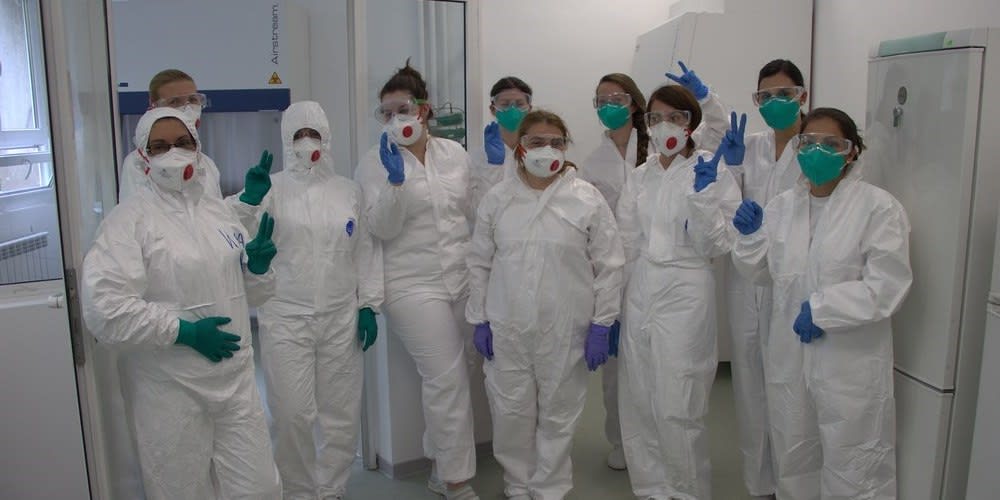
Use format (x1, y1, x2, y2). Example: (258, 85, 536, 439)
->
(229, 101, 382, 500)
(732, 108, 911, 500)
(616, 83, 742, 500)
(723, 58, 811, 499)
(354, 61, 481, 500)
(470, 76, 534, 208)
(467, 110, 625, 500)
(81, 107, 281, 500)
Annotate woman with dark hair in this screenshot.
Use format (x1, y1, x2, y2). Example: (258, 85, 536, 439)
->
(472, 76, 534, 207)
(724, 58, 809, 499)
(467, 109, 624, 499)
(732, 108, 911, 499)
(354, 61, 480, 500)
(616, 81, 742, 500)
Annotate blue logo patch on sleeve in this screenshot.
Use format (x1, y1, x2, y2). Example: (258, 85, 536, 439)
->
(346, 218, 355, 237)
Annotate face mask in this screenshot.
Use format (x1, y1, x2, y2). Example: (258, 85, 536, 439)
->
(597, 104, 631, 130)
(495, 107, 526, 132)
(523, 146, 564, 179)
(179, 104, 203, 128)
(147, 148, 199, 192)
(650, 122, 688, 156)
(797, 145, 846, 186)
(292, 137, 322, 170)
(385, 114, 423, 146)
(758, 97, 800, 130)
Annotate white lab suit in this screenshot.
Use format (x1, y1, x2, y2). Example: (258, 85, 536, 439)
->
(119, 147, 223, 201)
(616, 150, 741, 500)
(229, 101, 383, 499)
(466, 169, 624, 499)
(724, 130, 801, 496)
(81, 108, 280, 500)
(355, 136, 483, 482)
(732, 168, 911, 500)
(469, 138, 518, 211)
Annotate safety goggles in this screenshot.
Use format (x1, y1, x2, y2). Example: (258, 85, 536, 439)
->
(751, 86, 805, 106)
(593, 92, 632, 109)
(491, 92, 531, 112)
(154, 92, 210, 110)
(374, 98, 424, 124)
(146, 136, 198, 156)
(794, 133, 853, 155)
(520, 134, 568, 150)
(643, 110, 692, 128)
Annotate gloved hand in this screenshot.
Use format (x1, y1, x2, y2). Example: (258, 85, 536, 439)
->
(694, 143, 725, 192)
(609, 320, 621, 357)
(239, 150, 273, 206)
(722, 112, 748, 166)
(585, 323, 611, 371)
(793, 301, 825, 343)
(358, 307, 378, 351)
(176, 316, 240, 363)
(484, 122, 505, 165)
(246, 212, 277, 275)
(474, 322, 494, 360)
(380, 132, 405, 185)
(665, 61, 709, 100)
(733, 199, 764, 235)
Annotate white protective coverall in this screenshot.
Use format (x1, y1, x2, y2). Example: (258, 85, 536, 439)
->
(579, 92, 729, 458)
(229, 101, 383, 499)
(466, 169, 625, 499)
(81, 107, 280, 500)
(732, 168, 911, 500)
(724, 130, 802, 496)
(355, 135, 491, 482)
(616, 149, 741, 500)
(469, 138, 518, 211)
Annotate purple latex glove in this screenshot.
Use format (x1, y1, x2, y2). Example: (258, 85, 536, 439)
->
(585, 323, 611, 371)
(474, 322, 494, 360)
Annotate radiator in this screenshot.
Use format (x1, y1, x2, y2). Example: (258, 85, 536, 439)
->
(0, 232, 60, 285)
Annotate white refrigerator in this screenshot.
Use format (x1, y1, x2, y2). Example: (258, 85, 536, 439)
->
(866, 28, 1000, 500)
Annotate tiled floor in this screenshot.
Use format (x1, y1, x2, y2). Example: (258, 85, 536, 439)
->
(342, 363, 756, 500)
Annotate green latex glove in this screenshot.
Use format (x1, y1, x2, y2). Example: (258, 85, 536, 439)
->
(239, 150, 273, 206)
(358, 307, 378, 352)
(175, 316, 241, 363)
(246, 212, 276, 275)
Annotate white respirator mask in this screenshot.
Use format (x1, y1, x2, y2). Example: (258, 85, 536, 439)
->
(522, 146, 564, 179)
(147, 148, 199, 192)
(650, 122, 689, 156)
(384, 114, 423, 146)
(291, 137, 323, 171)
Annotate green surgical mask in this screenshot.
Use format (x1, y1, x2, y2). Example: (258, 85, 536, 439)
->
(495, 107, 526, 132)
(797, 145, 846, 186)
(759, 97, 801, 130)
(597, 104, 631, 130)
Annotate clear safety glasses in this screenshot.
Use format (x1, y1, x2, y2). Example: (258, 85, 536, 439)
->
(593, 92, 632, 109)
(520, 134, 568, 150)
(751, 86, 805, 106)
(643, 110, 692, 128)
(794, 133, 853, 155)
(374, 98, 423, 124)
(491, 92, 531, 112)
(146, 136, 198, 157)
(154, 92, 210, 109)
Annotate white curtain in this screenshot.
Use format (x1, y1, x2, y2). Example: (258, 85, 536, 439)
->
(418, 1, 467, 142)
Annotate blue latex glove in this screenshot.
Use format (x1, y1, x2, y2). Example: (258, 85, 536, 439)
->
(484, 122, 505, 165)
(246, 212, 276, 275)
(793, 301, 825, 343)
(585, 323, 611, 371)
(722, 112, 748, 166)
(665, 61, 709, 100)
(239, 150, 273, 206)
(176, 316, 240, 363)
(380, 132, 405, 185)
(608, 320, 621, 357)
(474, 322, 494, 360)
(693, 142, 726, 192)
(733, 199, 763, 235)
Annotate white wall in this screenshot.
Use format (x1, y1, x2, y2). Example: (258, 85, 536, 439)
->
(478, 0, 680, 161)
(813, 0, 1000, 124)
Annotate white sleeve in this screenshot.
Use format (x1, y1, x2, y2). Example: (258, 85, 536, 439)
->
(732, 201, 776, 286)
(686, 158, 742, 259)
(465, 191, 498, 325)
(355, 151, 409, 241)
(691, 91, 730, 153)
(588, 195, 626, 327)
(354, 185, 385, 312)
(243, 266, 275, 307)
(469, 147, 509, 215)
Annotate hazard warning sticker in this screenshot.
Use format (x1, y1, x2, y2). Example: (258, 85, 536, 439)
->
(268, 72, 283, 85)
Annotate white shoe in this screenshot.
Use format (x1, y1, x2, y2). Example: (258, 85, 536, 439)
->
(444, 484, 480, 500)
(607, 445, 627, 470)
(427, 474, 447, 495)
